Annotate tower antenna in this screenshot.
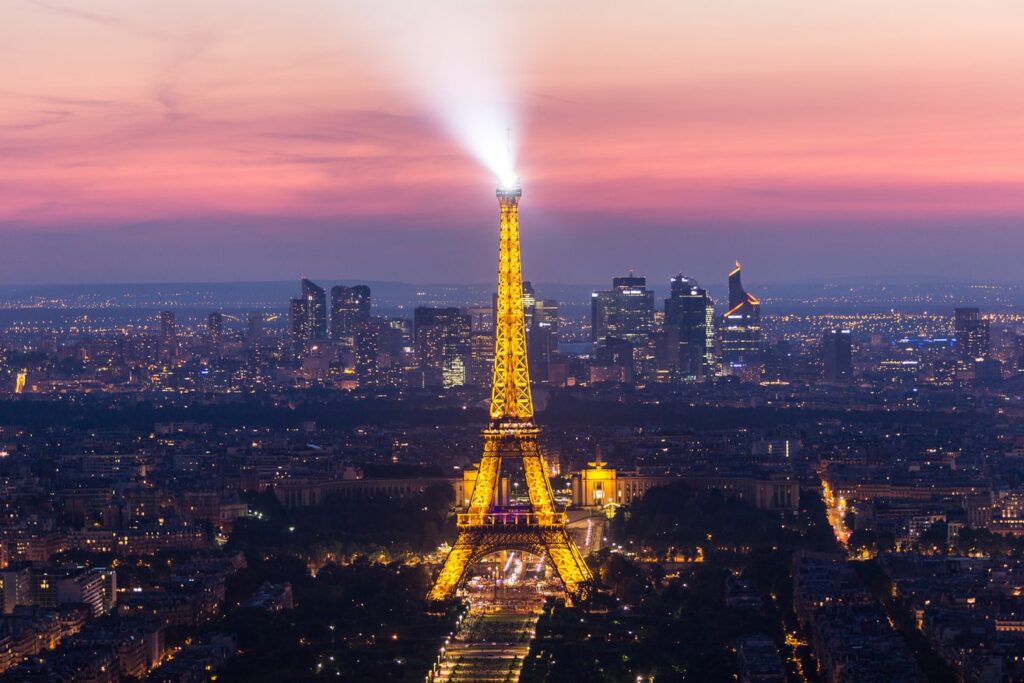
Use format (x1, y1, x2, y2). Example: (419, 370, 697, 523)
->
(506, 127, 512, 173)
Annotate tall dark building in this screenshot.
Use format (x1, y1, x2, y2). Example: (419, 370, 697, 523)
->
(207, 312, 223, 358)
(289, 279, 327, 358)
(302, 278, 327, 340)
(822, 329, 853, 383)
(160, 311, 176, 343)
(529, 298, 559, 382)
(159, 311, 176, 360)
(352, 318, 383, 386)
(720, 262, 762, 367)
(247, 313, 264, 348)
(330, 285, 371, 341)
(665, 275, 714, 380)
(591, 337, 635, 384)
(955, 307, 990, 361)
(522, 281, 536, 331)
(289, 299, 309, 359)
(649, 325, 681, 382)
(414, 307, 472, 387)
(591, 274, 655, 346)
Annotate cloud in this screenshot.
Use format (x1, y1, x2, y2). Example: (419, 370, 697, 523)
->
(26, 0, 172, 40)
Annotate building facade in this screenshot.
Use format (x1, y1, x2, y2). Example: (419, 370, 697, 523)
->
(665, 275, 715, 380)
(720, 262, 762, 369)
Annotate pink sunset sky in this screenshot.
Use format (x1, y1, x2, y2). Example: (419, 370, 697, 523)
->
(2, 0, 1023, 284)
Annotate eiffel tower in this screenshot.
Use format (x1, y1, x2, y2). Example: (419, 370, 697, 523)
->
(428, 179, 594, 603)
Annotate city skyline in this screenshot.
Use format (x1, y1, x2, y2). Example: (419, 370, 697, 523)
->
(4, 1, 1024, 283)
(5, 4, 1024, 681)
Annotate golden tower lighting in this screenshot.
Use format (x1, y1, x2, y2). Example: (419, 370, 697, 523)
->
(428, 178, 594, 603)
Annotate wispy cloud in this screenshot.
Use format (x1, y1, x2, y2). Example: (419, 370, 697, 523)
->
(26, 0, 172, 40)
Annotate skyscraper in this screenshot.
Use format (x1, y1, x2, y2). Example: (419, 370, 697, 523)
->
(159, 311, 176, 360)
(289, 299, 309, 359)
(330, 285, 371, 341)
(955, 307, 990, 361)
(207, 312, 223, 359)
(522, 281, 536, 331)
(665, 275, 715, 380)
(414, 307, 472, 387)
(465, 306, 495, 388)
(160, 311, 175, 342)
(245, 312, 265, 373)
(720, 262, 762, 367)
(822, 329, 853, 383)
(289, 279, 327, 358)
(649, 325, 681, 383)
(591, 274, 655, 345)
(302, 278, 327, 341)
(246, 312, 264, 348)
(529, 298, 559, 382)
(352, 318, 382, 385)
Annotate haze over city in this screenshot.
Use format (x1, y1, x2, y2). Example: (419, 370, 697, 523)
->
(4, 0, 1024, 283)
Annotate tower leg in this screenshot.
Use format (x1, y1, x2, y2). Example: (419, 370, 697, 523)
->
(542, 528, 593, 604)
(467, 435, 502, 513)
(428, 531, 476, 601)
(520, 438, 555, 515)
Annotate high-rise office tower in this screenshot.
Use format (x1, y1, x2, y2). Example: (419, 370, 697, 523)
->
(822, 329, 853, 383)
(160, 311, 176, 343)
(591, 337, 636, 384)
(720, 262, 762, 366)
(522, 281, 536, 331)
(464, 306, 494, 335)
(464, 305, 496, 388)
(352, 319, 383, 385)
(469, 333, 494, 388)
(533, 298, 558, 332)
(591, 274, 655, 345)
(414, 307, 472, 387)
(665, 275, 715, 380)
(159, 311, 177, 360)
(246, 313, 264, 348)
(529, 298, 559, 382)
(955, 307, 990, 361)
(289, 279, 327, 358)
(207, 312, 223, 358)
(330, 285, 371, 341)
(244, 312, 264, 374)
(649, 325, 681, 383)
(301, 278, 327, 340)
(289, 299, 309, 358)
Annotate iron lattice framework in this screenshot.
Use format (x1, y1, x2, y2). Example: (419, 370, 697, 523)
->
(428, 183, 594, 603)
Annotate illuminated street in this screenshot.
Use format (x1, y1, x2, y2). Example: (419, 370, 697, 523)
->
(821, 478, 852, 548)
(428, 553, 549, 683)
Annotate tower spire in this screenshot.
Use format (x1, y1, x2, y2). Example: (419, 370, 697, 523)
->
(490, 182, 532, 422)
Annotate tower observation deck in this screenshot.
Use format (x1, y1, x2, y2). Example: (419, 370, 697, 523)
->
(428, 179, 594, 603)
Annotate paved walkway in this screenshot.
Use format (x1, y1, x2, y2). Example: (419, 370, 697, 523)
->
(429, 586, 545, 683)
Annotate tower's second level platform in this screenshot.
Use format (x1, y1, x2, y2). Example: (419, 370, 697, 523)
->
(457, 510, 566, 529)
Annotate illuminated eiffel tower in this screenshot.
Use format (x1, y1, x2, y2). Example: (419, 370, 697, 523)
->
(428, 179, 593, 603)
